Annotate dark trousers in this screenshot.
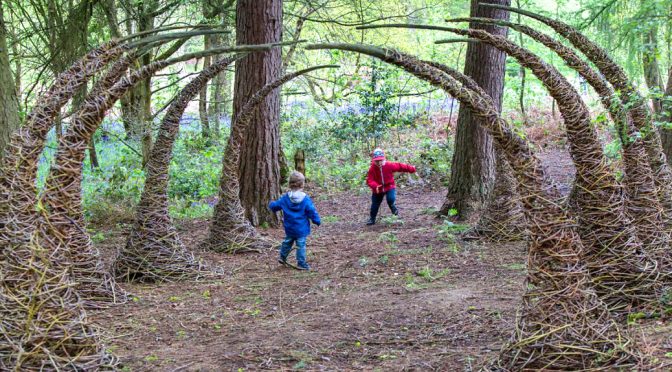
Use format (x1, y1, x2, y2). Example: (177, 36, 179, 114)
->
(370, 188, 397, 220)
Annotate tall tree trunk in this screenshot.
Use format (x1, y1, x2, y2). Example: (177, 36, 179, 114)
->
(516, 0, 527, 124)
(0, 2, 20, 158)
(439, 0, 510, 220)
(209, 34, 231, 135)
(642, 27, 664, 114)
(659, 66, 672, 165)
(121, 1, 156, 155)
(89, 136, 99, 170)
(199, 34, 211, 139)
(208, 11, 234, 135)
(234, 0, 283, 227)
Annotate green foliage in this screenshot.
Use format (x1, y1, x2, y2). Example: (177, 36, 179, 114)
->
(321, 215, 340, 223)
(416, 266, 451, 282)
(380, 215, 404, 226)
(36, 120, 230, 224)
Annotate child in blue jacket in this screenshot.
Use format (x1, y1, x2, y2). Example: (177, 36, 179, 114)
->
(269, 171, 321, 270)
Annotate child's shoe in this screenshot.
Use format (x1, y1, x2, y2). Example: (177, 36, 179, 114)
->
(366, 218, 376, 225)
(297, 264, 311, 271)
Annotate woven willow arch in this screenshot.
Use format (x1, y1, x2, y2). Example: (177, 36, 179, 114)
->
(483, 4, 672, 233)
(204, 65, 338, 253)
(306, 42, 639, 371)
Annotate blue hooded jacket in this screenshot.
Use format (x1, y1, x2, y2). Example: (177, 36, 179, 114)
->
(269, 191, 321, 238)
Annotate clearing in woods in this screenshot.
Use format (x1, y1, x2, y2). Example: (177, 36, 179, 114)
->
(92, 151, 671, 370)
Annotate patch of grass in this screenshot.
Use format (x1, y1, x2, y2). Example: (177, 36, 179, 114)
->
(242, 307, 261, 317)
(90, 232, 106, 243)
(420, 206, 439, 215)
(506, 263, 527, 271)
(380, 215, 404, 226)
(404, 272, 426, 290)
(321, 215, 340, 223)
(378, 255, 389, 265)
(293, 360, 307, 370)
(378, 231, 399, 244)
(358, 256, 369, 267)
(416, 266, 451, 282)
(388, 246, 433, 256)
(436, 219, 470, 235)
(144, 355, 159, 362)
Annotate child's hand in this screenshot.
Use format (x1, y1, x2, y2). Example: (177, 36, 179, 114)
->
(375, 185, 382, 193)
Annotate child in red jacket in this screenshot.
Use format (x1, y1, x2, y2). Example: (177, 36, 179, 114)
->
(366, 148, 416, 225)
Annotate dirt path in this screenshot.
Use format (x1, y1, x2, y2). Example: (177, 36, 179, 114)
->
(94, 187, 528, 371)
(91, 149, 672, 371)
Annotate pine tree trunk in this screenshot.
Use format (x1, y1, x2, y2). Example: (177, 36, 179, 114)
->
(89, 138, 99, 170)
(294, 149, 305, 177)
(199, 34, 211, 139)
(439, 0, 510, 220)
(0, 4, 20, 158)
(121, 2, 155, 149)
(659, 67, 672, 165)
(234, 0, 283, 227)
(642, 28, 664, 114)
(209, 32, 231, 135)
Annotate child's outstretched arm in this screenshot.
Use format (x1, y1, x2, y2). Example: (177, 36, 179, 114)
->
(269, 198, 282, 212)
(389, 162, 416, 174)
(306, 198, 321, 226)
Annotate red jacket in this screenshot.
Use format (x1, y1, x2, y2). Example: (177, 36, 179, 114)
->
(366, 161, 416, 194)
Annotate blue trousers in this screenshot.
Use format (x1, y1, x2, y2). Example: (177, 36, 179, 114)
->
(370, 188, 397, 220)
(279, 236, 308, 268)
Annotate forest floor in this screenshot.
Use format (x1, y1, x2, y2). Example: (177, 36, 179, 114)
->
(91, 149, 672, 371)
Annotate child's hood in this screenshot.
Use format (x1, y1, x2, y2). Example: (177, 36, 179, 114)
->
(287, 190, 307, 205)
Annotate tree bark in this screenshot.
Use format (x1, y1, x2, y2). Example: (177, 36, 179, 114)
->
(659, 66, 672, 165)
(0, 2, 20, 158)
(208, 8, 234, 135)
(439, 0, 510, 220)
(294, 149, 305, 177)
(120, 0, 156, 162)
(642, 27, 664, 114)
(234, 0, 283, 226)
(199, 34, 211, 139)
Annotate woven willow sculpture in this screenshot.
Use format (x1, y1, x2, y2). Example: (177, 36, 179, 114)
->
(437, 25, 664, 314)
(448, 16, 672, 275)
(0, 33, 291, 368)
(39, 44, 285, 287)
(484, 3, 672, 233)
(38, 58, 174, 299)
(0, 42, 124, 248)
(36, 54, 135, 308)
(424, 60, 526, 242)
(204, 65, 338, 253)
(117, 56, 240, 282)
(306, 42, 638, 371)
(0, 43, 123, 370)
(360, 23, 662, 315)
